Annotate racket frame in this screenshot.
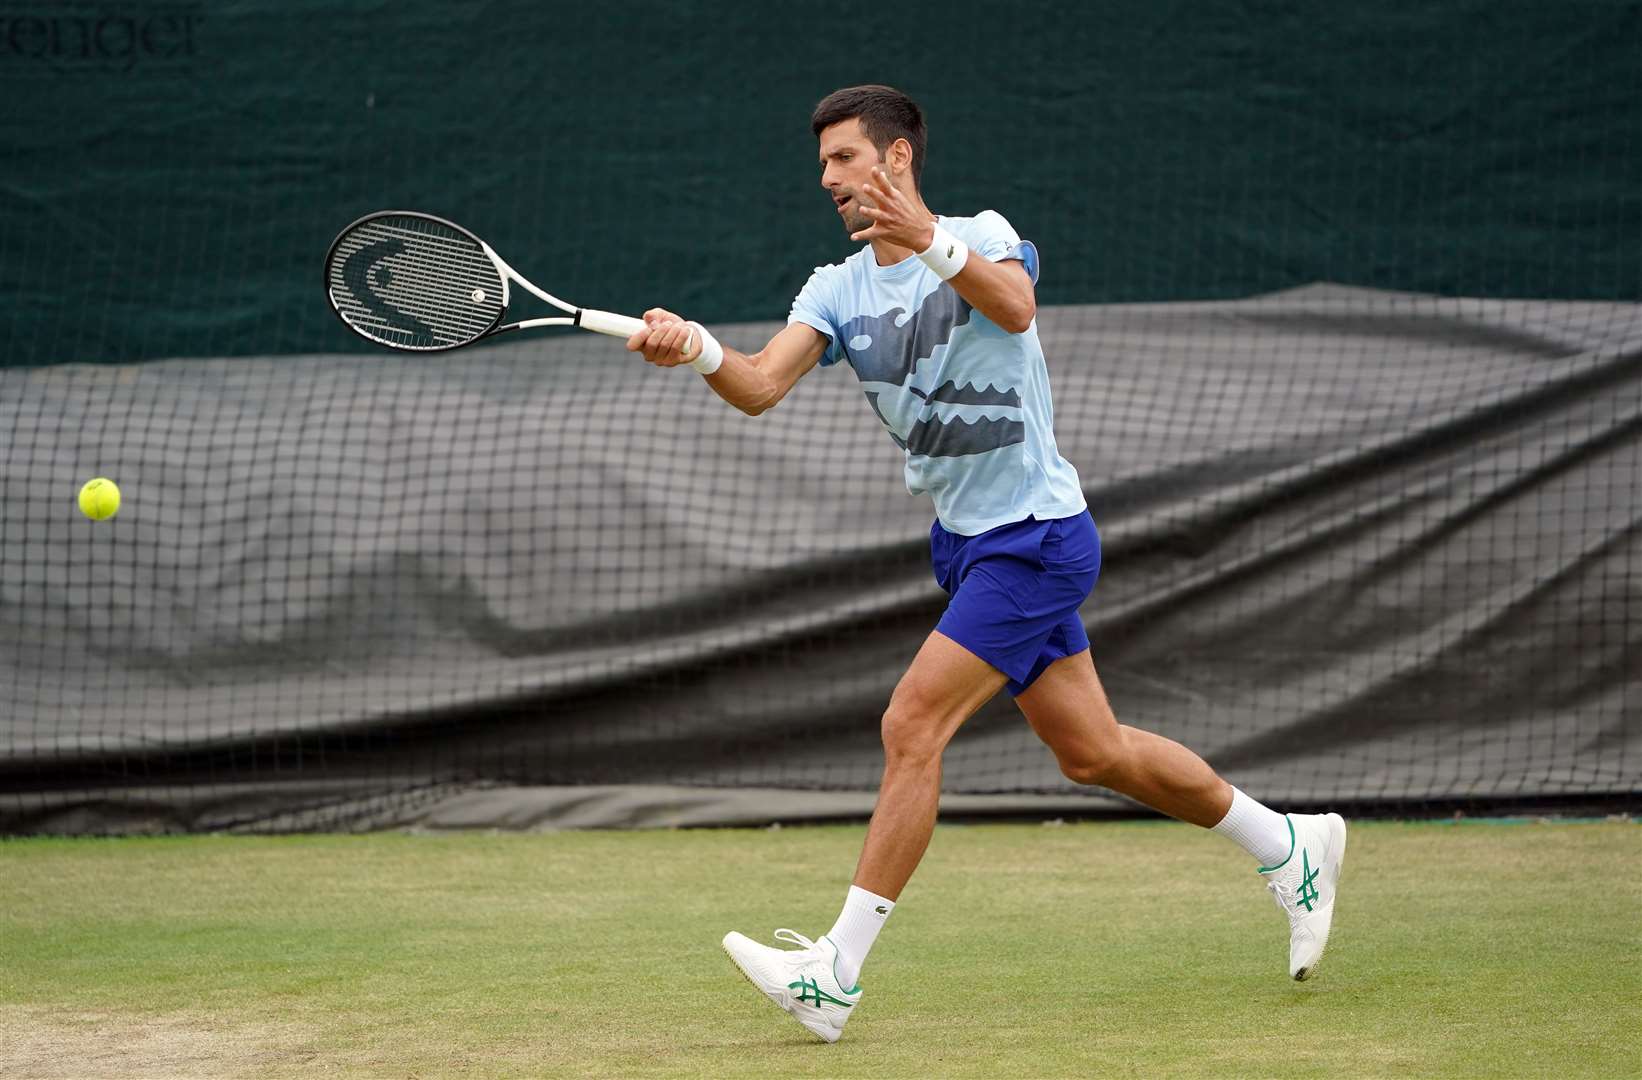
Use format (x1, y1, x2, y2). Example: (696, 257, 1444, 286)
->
(324, 210, 645, 351)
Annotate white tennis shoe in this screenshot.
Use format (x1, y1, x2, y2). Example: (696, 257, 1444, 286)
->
(721, 928, 861, 1043)
(1261, 812, 1348, 980)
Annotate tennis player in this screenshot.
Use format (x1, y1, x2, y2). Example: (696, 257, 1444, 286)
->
(627, 84, 1346, 1044)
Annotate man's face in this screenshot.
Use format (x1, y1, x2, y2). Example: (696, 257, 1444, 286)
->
(818, 118, 884, 237)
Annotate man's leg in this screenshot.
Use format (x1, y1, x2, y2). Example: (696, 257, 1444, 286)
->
(850, 630, 1010, 899)
(1014, 648, 1348, 980)
(720, 630, 1008, 1042)
(1013, 648, 1232, 826)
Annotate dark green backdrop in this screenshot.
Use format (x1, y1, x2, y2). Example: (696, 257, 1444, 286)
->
(1, 1, 1638, 367)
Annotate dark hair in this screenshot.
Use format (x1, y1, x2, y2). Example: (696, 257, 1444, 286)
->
(810, 85, 927, 188)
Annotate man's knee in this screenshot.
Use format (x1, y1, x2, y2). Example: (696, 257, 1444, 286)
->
(1060, 757, 1117, 787)
(880, 697, 949, 769)
(1057, 730, 1129, 787)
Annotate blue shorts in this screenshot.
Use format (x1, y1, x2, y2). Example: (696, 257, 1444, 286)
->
(931, 510, 1102, 696)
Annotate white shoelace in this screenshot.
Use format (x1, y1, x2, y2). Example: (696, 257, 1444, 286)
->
(1268, 877, 1302, 919)
(1268, 861, 1328, 925)
(772, 928, 819, 951)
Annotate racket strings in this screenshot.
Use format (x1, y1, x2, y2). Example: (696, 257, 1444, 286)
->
(327, 216, 506, 349)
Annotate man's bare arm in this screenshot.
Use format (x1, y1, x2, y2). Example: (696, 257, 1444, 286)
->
(626, 314, 827, 416)
(852, 166, 1036, 333)
(942, 255, 1036, 335)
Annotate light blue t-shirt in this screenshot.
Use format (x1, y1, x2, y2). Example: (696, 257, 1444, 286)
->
(787, 210, 1087, 535)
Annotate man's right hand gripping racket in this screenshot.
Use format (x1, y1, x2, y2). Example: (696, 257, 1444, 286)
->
(323, 210, 721, 370)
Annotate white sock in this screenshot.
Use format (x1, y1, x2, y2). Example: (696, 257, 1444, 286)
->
(1210, 787, 1293, 869)
(824, 885, 894, 989)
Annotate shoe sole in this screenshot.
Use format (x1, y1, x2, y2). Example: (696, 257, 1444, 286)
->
(1293, 813, 1348, 981)
(721, 938, 840, 1044)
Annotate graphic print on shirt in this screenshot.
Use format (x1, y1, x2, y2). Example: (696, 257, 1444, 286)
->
(839, 284, 1025, 459)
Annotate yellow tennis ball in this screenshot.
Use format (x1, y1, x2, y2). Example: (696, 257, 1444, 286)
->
(78, 477, 121, 521)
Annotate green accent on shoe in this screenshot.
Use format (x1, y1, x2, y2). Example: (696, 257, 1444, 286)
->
(1258, 816, 1297, 874)
(1296, 848, 1322, 912)
(788, 976, 854, 1008)
(823, 936, 862, 995)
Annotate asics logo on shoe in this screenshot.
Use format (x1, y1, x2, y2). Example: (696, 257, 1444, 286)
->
(1297, 849, 1321, 912)
(789, 977, 852, 1008)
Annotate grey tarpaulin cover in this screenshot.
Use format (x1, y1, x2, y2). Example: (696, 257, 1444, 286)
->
(2, 287, 1638, 832)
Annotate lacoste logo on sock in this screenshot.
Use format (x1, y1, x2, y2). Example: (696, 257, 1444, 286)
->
(945, 245, 956, 259)
(874, 905, 889, 915)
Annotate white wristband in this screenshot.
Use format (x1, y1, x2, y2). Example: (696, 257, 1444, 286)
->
(686, 322, 723, 375)
(917, 222, 969, 281)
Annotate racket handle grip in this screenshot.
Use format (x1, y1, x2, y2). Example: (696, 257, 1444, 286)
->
(578, 308, 646, 338)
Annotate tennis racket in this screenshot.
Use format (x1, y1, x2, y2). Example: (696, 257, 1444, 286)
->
(323, 210, 652, 352)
